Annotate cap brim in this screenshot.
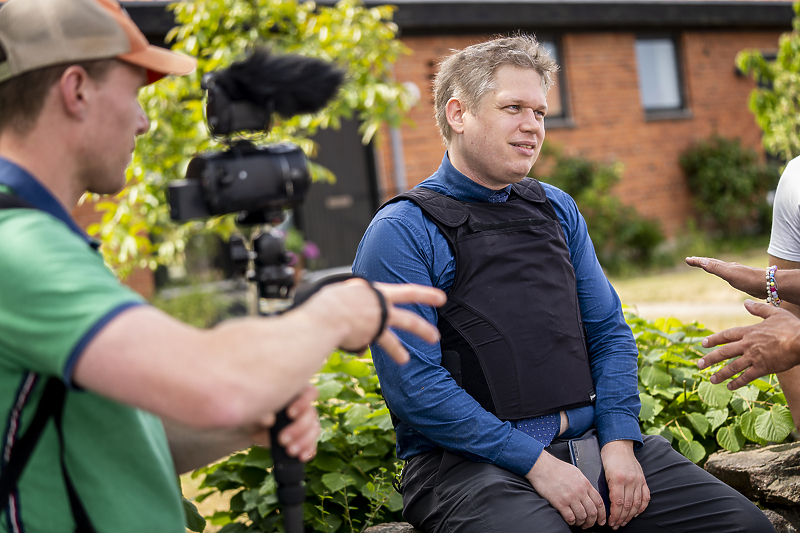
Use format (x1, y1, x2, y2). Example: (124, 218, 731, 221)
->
(119, 44, 196, 84)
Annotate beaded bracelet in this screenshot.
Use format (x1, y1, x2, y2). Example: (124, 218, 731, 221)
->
(767, 265, 782, 307)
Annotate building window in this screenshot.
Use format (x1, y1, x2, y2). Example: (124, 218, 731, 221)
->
(635, 37, 684, 112)
(541, 39, 567, 122)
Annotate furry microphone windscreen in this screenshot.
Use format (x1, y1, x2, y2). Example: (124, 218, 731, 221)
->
(212, 48, 346, 118)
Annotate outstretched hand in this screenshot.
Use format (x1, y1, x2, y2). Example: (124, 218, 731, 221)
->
(685, 257, 764, 299)
(697, 300, 800, 389)
(317, 279, 446, 364)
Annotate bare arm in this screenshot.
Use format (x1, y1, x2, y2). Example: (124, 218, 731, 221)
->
(73, 280, 445, 430)
(685, 256, 800, 305)
(770, 256, 800, 428)
(164, 385, 320, 474)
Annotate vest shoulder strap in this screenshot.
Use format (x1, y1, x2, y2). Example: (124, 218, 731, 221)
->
(511, 178, 560, 222)
(380, 188, 468, 228)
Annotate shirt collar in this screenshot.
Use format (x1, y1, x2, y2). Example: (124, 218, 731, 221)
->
(420, 152, 511, 203)
(0, 157, 98, 247)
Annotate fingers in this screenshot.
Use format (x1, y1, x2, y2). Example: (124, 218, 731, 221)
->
(743, 299, 777, 319)
(376, 330, 410, 364)
(386, 307, 441, 345)
(277, 385, 320, 462)
(373, 282, 447, 308)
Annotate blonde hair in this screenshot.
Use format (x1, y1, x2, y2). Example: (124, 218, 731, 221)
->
(433, 34, 558, 146)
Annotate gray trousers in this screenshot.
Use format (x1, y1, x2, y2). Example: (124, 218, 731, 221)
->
(400, 434, 774, 533)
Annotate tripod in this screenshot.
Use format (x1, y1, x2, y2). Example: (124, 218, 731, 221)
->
(230, 216, 306, 533)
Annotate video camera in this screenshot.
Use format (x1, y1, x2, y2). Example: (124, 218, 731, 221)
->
(165, 50, 346, 533)
(167, 48, 344, 223)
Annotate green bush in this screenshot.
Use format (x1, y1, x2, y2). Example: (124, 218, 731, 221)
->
(532, 147, 664, 275)
(679, 135, 779, 238)
(189, 351, 403, 533)
(183, 311, 794, 532)
(630, 311, 792, 464)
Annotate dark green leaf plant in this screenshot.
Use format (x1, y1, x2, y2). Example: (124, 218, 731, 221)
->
(190, 351, 404, 532)
(629, 310, 793, 464)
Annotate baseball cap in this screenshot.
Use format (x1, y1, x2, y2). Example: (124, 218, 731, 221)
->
(0, 0, 196, 85)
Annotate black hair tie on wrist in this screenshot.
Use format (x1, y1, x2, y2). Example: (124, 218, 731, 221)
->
(369, 283, 389, 346)
(291, 273, 388, 353)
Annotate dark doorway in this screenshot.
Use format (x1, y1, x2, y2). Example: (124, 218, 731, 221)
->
(296, 119, 379, 270)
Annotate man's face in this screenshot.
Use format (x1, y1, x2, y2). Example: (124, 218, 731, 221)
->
(449, 65, 547, 190)
(79, 61, 149, 195)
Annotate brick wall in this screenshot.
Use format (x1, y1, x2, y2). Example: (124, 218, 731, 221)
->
(378, 29, 783, 238)
(72, 200, 154, 299)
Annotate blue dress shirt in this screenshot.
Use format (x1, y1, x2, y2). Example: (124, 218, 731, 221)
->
(352, 153, 642, 478)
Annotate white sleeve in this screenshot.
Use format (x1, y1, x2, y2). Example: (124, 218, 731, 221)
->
(768, 156, 800, 262)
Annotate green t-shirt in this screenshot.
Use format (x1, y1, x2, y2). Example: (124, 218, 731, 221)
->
(0, 202, 184, 532)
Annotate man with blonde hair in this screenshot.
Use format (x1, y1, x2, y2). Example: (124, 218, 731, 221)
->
(0, 0, 445, 531)
(354, 35, 772, 532)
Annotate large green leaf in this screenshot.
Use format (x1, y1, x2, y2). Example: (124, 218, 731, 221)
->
(705, 408, 728, 431)
(679, 440, 706, 463)
(740, 408, 768, 444)
(321, 472, 356, 492)
(755, 405, 795, 442)
(638, 393, 662, 421)
(640, 366, 672, 389)
(717, 424, 746, 453)
(686, 412, 710, 436)
(182, 495, 207, 533)
(698, 381, 733, 409)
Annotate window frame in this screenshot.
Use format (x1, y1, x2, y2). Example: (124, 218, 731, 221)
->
(539, 35, 574, 129)
(634, 34, 692, 121)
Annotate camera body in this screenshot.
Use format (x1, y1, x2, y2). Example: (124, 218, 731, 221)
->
(166, 49, 341, 222)
(168, 141, 310, 221)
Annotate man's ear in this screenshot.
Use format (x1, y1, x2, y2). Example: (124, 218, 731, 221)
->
(58, 66, 91, 119)
(446, 97, 467, 135)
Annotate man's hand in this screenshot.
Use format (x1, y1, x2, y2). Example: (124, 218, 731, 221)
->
(697, 300, 800, 389)
(250, 385, 321, 462)
(525, 451, 606, 529)
(601, 440, 649, 530)
(314, 280, 446, 364)
(685, 257, 764, 298)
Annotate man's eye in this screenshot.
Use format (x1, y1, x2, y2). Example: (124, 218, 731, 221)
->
(506, 105, 520, 112)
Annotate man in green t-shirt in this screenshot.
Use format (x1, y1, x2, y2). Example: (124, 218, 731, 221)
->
(0, 0, 445, 531)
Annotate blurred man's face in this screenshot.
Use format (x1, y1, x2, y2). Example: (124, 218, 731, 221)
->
(79, 60, 149, 195)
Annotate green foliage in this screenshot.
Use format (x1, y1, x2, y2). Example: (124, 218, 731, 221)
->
(629, 311, 793, 463)
(737, 3, 800, 164)
(192, 351, 403, 532)
(92, 0, 414, 279)
(185, 312, 795, 531)
(679, 135, 779, 238)
(532, 146, 664, 275)
(150, 287, 234, 328)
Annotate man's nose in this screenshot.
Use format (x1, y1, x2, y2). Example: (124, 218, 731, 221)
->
(520, 109, 541, 133)
(135, 104, 150, 136)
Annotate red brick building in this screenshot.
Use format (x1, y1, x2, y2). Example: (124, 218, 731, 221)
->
(123, 0, 795, 274)
(370, 1, 794, 239)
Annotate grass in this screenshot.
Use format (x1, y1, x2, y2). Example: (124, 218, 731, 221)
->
(609, 246, 768, 332)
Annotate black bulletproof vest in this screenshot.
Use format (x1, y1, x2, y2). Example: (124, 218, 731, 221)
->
(383, 178, 595, 421)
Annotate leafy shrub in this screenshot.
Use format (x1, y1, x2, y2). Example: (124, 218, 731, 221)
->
(190, 351, 403, 533)
(185, 313, 794, 531)
(629, 311, 793, 464)
(532, 147, 664, 275)
(679, 135, 779, 238)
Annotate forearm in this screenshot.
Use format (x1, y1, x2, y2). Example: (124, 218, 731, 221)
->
(163, 418, 255, 474)
(76, 300, 348, 430)
(770, 256, 800, 306)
